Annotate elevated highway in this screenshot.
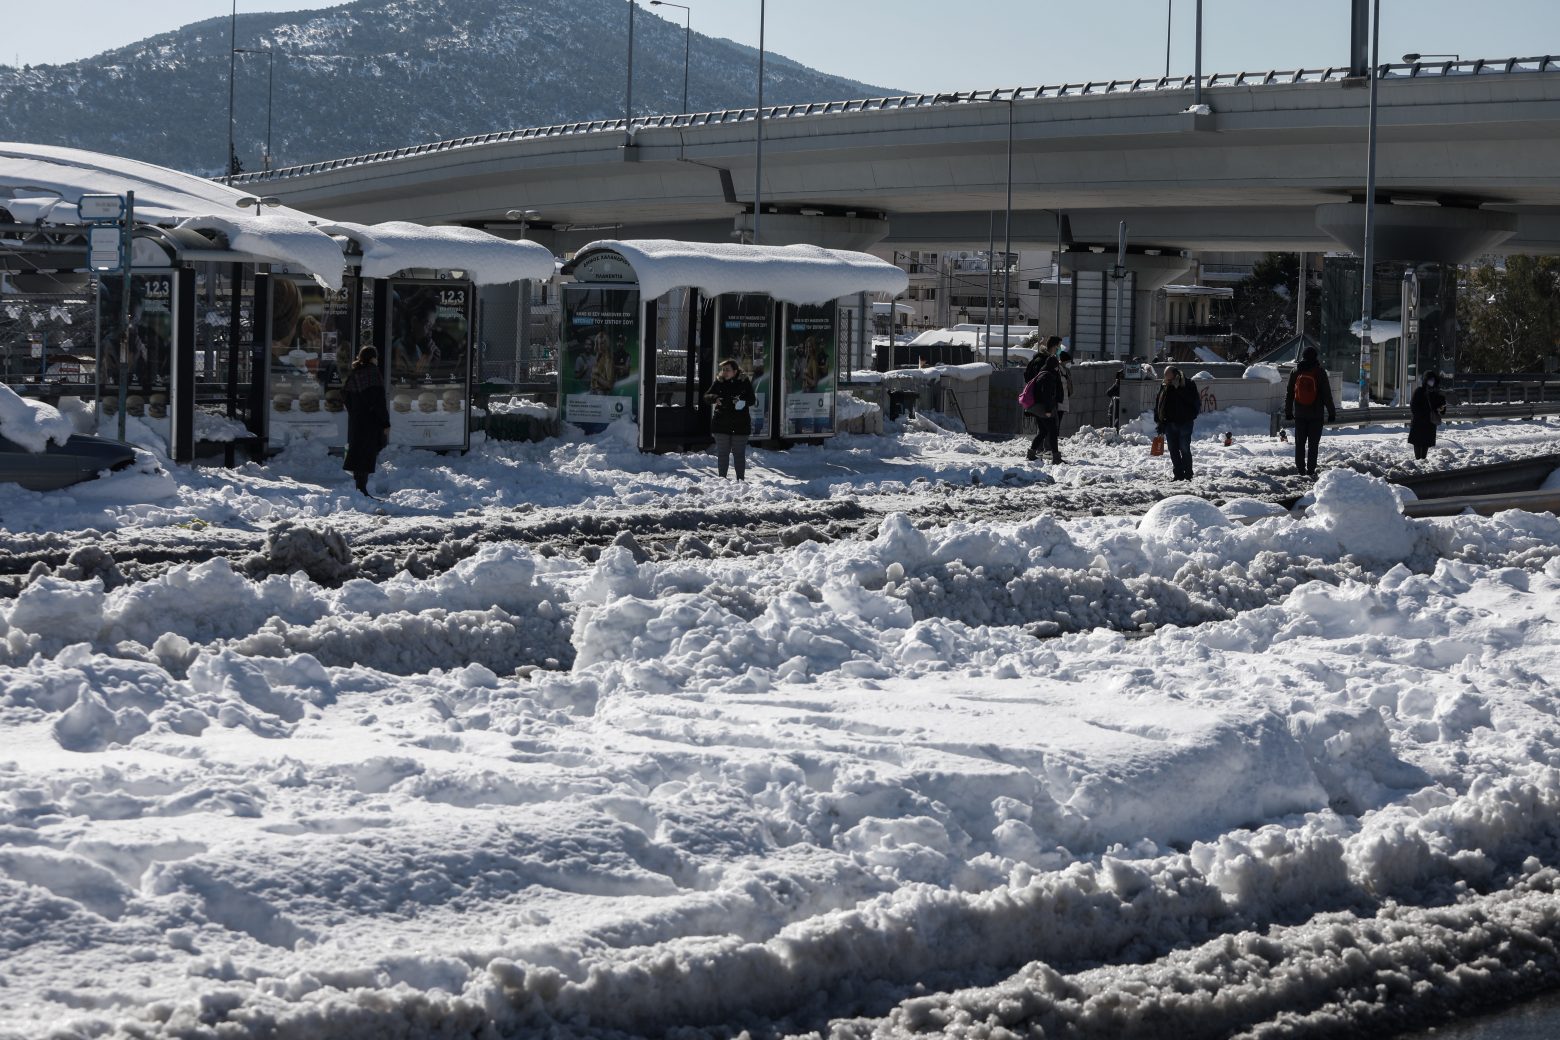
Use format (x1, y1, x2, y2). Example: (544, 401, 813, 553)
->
(235, 57, 1560, 258)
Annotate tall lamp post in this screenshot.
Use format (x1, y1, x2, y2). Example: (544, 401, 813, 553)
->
(233, 47, 275, 171)
(1359, 0, 1382, 415)
(649, 1, 692, 114)
(624, 0, 636, 148)
(226, 0, 237, 180)
(753, 0, 766, 245)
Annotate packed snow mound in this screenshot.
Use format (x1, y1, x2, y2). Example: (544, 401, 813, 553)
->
(1244, 364, 1284, 383)
(0, 381, 74, 452)
(1301, 468, 1417, 565)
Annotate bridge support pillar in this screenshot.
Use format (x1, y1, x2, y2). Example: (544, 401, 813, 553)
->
(1062, 252, 1192, 361)
(1315, 203, 1517, 264)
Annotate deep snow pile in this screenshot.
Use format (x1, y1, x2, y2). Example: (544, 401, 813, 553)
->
(2, 410, 1560, 1039)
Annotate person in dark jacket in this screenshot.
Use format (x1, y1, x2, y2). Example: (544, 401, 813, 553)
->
(1154, 366, 1201, 480)
(1023, 335, 1062, 384)
(1408, 370, 1448, 460)
(703, 359, 757, 480)
(1283, 345, 1338, 477)
(1026, 354, 1066, 463)
(1107, 369, 1124, 431)
(342, 346, 391, 498)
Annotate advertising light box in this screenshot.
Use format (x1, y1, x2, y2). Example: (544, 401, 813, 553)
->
(560, 284, 641, 431)
(717, 294, 774, 439)
(780, 301, 838, 439)
(386, 280, 473, 451)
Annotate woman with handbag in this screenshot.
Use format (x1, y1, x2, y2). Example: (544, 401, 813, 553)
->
(1408, 371, 1448, 460)
(1153, 366, 1201, 481)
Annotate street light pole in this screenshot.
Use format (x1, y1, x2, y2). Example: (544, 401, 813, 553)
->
(650, 1, 692, 114)
(1359, 0, 1382, 415)
(226, 0, 237, 180)
(1165, 0, 1173, 79)
(624, 0, 636, 148)
(1002, 93, 1013, 366)
(234, 48, 275, 170)
(753, 0, 766, 245)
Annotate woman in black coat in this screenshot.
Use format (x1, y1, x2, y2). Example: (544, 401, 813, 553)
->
(703, 359, 757, 480)
(1408, 370, 1448, 460)
(1153, 366, 1202, 481)
(342, 346, 391, 497)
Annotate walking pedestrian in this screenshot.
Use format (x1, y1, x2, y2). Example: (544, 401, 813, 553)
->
(704, 358, 756, 480)
(1026, 354, 1066, 462)
(342, 346, 391, 498)
(1107, 369, 1124, 431)
(1154, 366, 1201, 480)
(1283, 346, 1337, 477)
(1408, 370, 1448, 460)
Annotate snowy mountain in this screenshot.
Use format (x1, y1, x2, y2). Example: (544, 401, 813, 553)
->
(0, 0, 894, 177)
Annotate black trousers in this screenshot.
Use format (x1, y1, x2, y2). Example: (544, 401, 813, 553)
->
(1294, 417, 1324, 474)
(1030, 414, 1059, 457)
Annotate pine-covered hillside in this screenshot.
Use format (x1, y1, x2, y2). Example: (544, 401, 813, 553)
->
(0, 0, 894, 176)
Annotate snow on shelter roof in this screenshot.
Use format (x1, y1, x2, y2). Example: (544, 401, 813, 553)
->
(576, 240, 909, 304)
(1, 145, 554, 290)
(0, 143, 321, 226)
(322, 221, 555, 284)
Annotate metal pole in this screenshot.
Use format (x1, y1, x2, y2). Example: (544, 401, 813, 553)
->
(1114, 221, 1127, 359)
(1359, 0, 1380, 414)
(1194, 0, 1203, 108)
(753, 0, 766, 245)
(682, 9, 690, 113)
(1295, 251, 1307, 344)
(855, 291, 866, 380)
(1165, 0, 1173, 79)
(1001, 97, 1013, 366)
(985, 210, 994, 351)
(265, 51, 274, 170)
(226, 0, 237, 180)
(624, 0, 636, 148)
(1055, 211, 1063, 338)
(117, 192, 135, 441)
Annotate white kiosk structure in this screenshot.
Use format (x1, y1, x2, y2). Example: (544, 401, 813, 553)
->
(557, 240, 906, 452)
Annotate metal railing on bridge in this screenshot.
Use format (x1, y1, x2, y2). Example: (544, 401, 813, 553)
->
(230, 56, 1560, 187)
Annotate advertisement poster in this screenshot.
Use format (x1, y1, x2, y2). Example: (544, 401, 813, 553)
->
(387, 281, 471, 449)
(560, 285, 640, 430)
(266, 276, 355, 448)
(781, 302, 837, 438)
(717, 294, 773, 439)
(97, 274, 175, 419)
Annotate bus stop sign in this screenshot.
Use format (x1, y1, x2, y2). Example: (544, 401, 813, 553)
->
(79, 194, 124, 222)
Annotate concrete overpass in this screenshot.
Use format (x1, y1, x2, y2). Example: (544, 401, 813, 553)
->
(235, 56, 1560, 263)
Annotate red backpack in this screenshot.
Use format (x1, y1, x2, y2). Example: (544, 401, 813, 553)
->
(1293, 370, 1318, 406)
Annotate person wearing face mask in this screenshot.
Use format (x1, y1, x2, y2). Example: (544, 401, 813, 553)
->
(704, 359, 757, 480)
(1408, 370, 1448, 461)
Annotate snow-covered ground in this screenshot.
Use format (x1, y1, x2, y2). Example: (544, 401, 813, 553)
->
(3, 400, 1560, 1040)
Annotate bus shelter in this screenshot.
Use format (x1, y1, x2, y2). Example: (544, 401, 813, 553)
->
(557, 240, 906, 452)
(2, 144, 552, 461)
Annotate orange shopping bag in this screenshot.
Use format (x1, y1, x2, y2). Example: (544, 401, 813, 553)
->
(1150, 434, 1165, 456)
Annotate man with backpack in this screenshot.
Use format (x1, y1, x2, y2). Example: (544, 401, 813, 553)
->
(1284, 346, 1337, 477)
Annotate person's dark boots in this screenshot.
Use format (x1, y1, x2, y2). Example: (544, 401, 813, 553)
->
(354, 474, 369, 495)
(1050, 452, 1063, 464)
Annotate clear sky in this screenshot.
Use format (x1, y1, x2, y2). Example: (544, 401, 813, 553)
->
(4, 0, 1556, 94)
